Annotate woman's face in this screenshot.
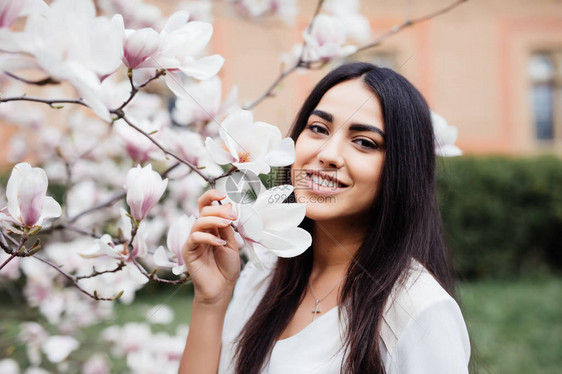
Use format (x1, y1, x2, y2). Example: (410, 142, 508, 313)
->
(291, 78, 386, 223)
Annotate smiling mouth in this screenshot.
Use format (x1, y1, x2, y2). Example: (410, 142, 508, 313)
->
(306, 171, 349, 189)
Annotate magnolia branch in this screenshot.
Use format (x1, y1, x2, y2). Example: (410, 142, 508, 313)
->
(32, 255, 124, 301)
(110, 113, 210, 182)
(4, 71, 60, 86)
(352, 0, 468, 55)
(244, 0, 469, 110)
(0, 95, 87, 108)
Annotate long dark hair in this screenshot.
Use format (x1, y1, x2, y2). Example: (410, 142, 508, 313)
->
(234, 62, 455, 373)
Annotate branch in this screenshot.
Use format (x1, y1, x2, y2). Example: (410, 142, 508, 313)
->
(3, 71, 60, 86)
(115, 69, 166, 112)
(244, 0, 469, 109)
(75, 261, 126, 280)
(110, 113, 210, 182)
(0, 95, 88, 108)
(33, 256, 123, 301)
(352, 0, 468, 55)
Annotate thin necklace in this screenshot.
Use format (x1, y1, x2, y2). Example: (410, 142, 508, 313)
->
(308, 277, 345, 322)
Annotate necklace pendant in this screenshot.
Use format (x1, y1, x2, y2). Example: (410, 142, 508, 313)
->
(311, 299, 321, 321)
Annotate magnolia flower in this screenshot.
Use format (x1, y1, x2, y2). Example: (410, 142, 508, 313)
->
(0, 359, 18, 374)
(97, 0, 163, 29)
(205, 110, 295, 175)
(168, 75, 239, 127)
(125, 164, 168, 221)
(324, 0, 371, 43)
(82, 354, 110, 374)
(146, 304, 175, 324)
(153, 214, 194, 275)
(233, 185, 311, 269)
(121, 27, 160, 69)
(431, 111, 463, 157)
(117, 10, 224, 80)
(18, 0, 124, 121)
(0, 0, 48, 28)
(228, 0, 298, 25)
(303, 14, 357, 62)
(0, 162, 61, 230)
(42, 335, 79, 363)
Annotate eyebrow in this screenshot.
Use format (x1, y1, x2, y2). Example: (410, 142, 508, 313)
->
(311, 109, 386, 139)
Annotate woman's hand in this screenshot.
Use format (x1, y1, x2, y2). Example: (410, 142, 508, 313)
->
(182, 189, 240, 307)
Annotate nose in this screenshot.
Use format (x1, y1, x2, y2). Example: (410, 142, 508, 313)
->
(317, 136, 344, 169)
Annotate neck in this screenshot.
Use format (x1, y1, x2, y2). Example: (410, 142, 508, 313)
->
(310, 217, 367, 278)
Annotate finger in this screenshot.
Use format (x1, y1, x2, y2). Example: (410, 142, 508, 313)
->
(217, 225, 237, 250)
(192, 216, 233, 232)
(199, 203, 237, 220)
(198, 189, 227, 211)
(185, 231, 227, 252)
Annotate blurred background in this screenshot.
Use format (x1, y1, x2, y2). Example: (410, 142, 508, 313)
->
(1, 0, 561, 373)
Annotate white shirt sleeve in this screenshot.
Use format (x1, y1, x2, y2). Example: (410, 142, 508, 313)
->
(387, 298, 471, 374)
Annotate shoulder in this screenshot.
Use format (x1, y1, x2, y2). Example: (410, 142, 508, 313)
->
(380, 260, 471, 372)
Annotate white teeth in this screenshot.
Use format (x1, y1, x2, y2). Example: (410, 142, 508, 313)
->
(310, 174, 338, 188)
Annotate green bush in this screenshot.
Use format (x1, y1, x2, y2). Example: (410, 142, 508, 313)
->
(437, 156, 562, 280)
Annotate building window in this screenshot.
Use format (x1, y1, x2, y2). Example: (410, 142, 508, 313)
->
(529, 52, 562, 141)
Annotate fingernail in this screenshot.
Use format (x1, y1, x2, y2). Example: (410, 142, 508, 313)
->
(227, 211, 237, 219)
(220, 218, 232, 225)
(217, 191, 227, 198)
(216, 238, 227, 246)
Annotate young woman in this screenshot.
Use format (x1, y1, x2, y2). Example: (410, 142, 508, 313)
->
(179, 62, 471, 373)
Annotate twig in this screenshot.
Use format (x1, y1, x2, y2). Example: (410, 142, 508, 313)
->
(0, 95, 87, 108)
(75, 261, 126, 280)
(0, 252, 17, 271)
(244, 0, 469, 109)
(352, 0, 468, 55)
(33, 256, 123, 301)
(115, 69, 166, 112)
(3, 71, 59, 86)
(111, 113, 210, 182)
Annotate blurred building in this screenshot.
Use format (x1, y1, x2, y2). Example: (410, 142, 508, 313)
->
(1, 0, 561, 166)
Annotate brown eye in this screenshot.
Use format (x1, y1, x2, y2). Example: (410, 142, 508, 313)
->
(353, 138, 379, 150)
(306, 123, 328, 135)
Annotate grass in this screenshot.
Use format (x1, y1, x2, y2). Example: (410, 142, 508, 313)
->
(1, 277, 561, 373)
(459, 276, 562, 374)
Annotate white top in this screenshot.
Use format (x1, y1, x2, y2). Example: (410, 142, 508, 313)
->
(218, 256, 471, 373)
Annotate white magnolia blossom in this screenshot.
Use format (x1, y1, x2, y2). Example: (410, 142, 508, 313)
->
(115, 10, 224, 81)
(125, 164, 168, 221)
(0, 163, 62, 230)
(168, 75, 239, 128)
(176, 0, 213, 22)
(228, 0, 298, 25)
(228, 184, 311, 269)
(97, 0, 163, 29)
(431, 111, 463, 157)
(19, 322, 48, 367)
(302, 14, 357, 62)
(41, 335, 79, 363)
(0, 359, 19, 374)
(153, 214, 194, 275)
(82, 354, 110, 374)
(4, 0, 124, 121)
(0, 0, 48, 28)
(205, 110, 295, 175)
(145, 304, 175, 324)
(324, 0, 371, 43)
